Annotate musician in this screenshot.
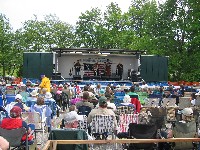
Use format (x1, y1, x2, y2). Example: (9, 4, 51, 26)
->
(116, 62, 123, 80)
(105, 59, 111, 76)
(93, 62, 99, 76)
(74, 60, 82, 75)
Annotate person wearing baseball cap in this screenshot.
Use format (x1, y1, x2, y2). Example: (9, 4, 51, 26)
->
(0, 106, 35, 144)
(95, 93, 116, 111)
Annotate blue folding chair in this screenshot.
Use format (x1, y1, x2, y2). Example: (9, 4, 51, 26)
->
(5, 95, 15, 105)
(26, 101, 36, 107)
(0, 95, 3, 106)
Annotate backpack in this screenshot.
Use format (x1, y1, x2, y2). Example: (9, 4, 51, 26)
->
(55, 93, 62, 102)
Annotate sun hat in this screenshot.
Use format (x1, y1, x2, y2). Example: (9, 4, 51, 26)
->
(15, 94, 22, 100)
(98, 96, 107, 105)
(45, 92, 52, 99)
(182, 107, 193, 116)
(30, 90, 39, 97)
(123, 95, 131, 103)
(10, 106, 22, 118)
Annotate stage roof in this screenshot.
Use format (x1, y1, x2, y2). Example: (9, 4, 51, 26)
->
(52, 48, 146, 55)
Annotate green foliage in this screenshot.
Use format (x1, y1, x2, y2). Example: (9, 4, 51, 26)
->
(18, 14, 75, 52)
(0, 14, 17, 77)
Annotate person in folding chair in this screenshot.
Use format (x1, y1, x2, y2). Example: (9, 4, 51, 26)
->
(0, 106, 35, 145)
(87, 96, 117, 140)
(95, 93, 116, 111)
(5, 94, 30, 116)
(30, 97, 52, 132)
(63, 110, 93, 140)
(171, 107, 198, 150)
(76, 91, 94, 116)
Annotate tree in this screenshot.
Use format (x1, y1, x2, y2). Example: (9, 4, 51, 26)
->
(75, 8, 103, 48)
(18, 14, 75, 52)
(0, 14, 17, 77)
(156, 0, 200, 81)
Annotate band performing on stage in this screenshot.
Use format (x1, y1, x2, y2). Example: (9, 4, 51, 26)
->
(73, 59, 126, 80)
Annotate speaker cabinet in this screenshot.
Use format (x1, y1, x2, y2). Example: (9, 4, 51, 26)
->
(73, 75, 82, 80)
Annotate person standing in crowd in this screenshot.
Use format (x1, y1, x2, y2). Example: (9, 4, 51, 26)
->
(128, 86, 139, 99)
(127, 86, 141, 113)
(39, 74, 50, 93)
(116, 62, 123, 80)
(39, 88, 47, 98)
(74, 60, 82, 75)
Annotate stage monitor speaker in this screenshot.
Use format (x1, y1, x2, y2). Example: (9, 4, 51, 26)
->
(110, 76, 120, 81)
(101, 76, 109, 80)
(53, 73, 61, 76)
(73, 75, 82, 80)
(52, 75, 61, 80)
(131, 74, 138, 82)
(92, 76, 101, 80)
(52, 72, 62, 80)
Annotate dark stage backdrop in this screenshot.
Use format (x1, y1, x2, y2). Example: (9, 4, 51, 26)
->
(140, 55, 168, 82)
(23, 52, 53, 79)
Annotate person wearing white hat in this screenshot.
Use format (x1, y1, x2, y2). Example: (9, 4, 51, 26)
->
(62, 107, 93, 140)
(117, 95, 135, 108)
(44, 92, 56, 102)
(181, 107, 194, 123)
(28, 90, 39, 100)
(5, 94, 30, 114)
(26, 90, 39, 108)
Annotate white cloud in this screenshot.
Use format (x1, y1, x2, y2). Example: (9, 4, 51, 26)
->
(0, 0, 132, 30)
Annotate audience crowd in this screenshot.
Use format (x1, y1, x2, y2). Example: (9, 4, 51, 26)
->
(0, 78, 200, 149)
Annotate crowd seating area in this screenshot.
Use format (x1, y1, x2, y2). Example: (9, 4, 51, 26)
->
(0, 79, 200, 149)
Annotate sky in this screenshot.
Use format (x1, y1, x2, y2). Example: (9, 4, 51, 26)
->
(0, 0, 134, 30)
